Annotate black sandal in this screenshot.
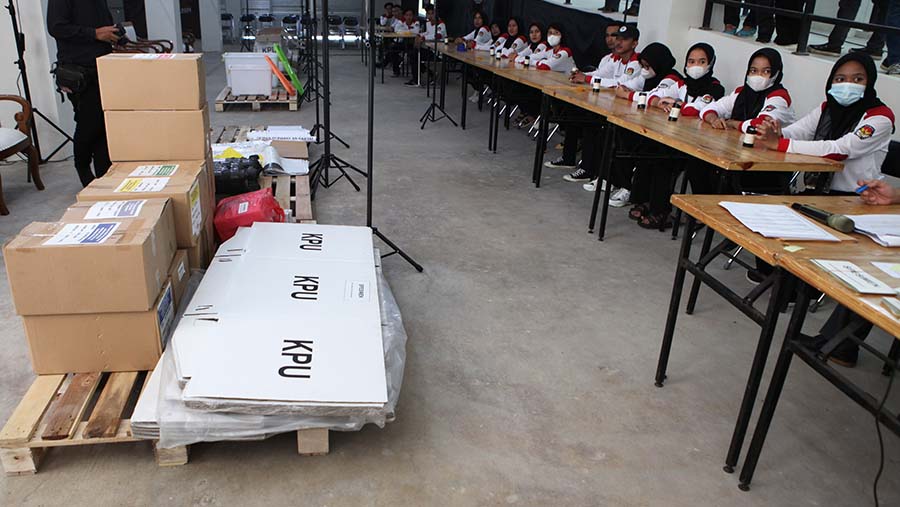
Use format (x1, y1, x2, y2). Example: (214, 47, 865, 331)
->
(638, 213, 674, 230)
(628, 204, 648, 221)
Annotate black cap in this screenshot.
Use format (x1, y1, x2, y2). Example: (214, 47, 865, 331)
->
(616, 24, 639, 40)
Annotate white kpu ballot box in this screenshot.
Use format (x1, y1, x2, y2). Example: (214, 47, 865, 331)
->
(171, 223, 387, 411)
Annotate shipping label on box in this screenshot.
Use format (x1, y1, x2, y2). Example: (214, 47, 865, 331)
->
(130, 164, 179, 177)
(82, 200, 147, 219)
(43, 222, 120, 245)
(115, 177, 170, 193)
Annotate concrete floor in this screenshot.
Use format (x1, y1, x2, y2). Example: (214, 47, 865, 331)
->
(1, 49, 898, 506)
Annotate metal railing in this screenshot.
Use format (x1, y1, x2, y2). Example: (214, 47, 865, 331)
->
(702, 0, 900, 55)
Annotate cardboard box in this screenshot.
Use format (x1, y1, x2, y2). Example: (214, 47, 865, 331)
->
(78, 160, 211, 248)
(187, 214, 216, 269)
(22, 282, 175, 374)
(4, 202, 177, 316)
(98, 53, 206, 111)
(168, 249, 190, 309)
(105, 107, 210, 161)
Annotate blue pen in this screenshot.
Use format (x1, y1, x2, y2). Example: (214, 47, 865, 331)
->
(855, 184, 869, 194)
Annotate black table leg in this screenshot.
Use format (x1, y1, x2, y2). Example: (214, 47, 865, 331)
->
(596, 124, 618, 240)
(655, 215, 697, 387)
(723, 267, 786, 473)
(461, 63, 468, 130)
(491, 82, 500, 153)
(488, 74, 497, 151)
(531, 94, 549, 184)
(686, 172, 727, 314)
(588, 120, 613, 233)
(738, 282, 810, 491)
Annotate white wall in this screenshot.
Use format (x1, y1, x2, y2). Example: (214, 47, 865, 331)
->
(198, 0, 223, 52)
(146, 0, 184, 52)
(638, 0, 900, 141)
(0, 0, 74, 161)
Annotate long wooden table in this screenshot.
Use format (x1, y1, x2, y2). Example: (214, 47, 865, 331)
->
(661, 194, 899, 489)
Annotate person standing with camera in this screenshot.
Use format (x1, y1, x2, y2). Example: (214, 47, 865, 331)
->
(47, 0, 122, 187)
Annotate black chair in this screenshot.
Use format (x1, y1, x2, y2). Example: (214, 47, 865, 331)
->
(221, 13, 235, 44)
(327, 15, 344, 48)
(259, 14, 276, 28)
(343, 16, 361, 48)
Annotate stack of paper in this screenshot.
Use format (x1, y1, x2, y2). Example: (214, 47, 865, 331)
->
(811, 259, 898, 295)
(845, 214, 900, 247)
(719, 201, 840, 241)
(247, 125, 315, 142)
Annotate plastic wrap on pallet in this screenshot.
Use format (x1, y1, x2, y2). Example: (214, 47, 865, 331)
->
(153, 261, 407, 449)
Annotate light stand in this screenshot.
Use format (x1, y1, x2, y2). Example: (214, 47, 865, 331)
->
(7, 0, 73, 164)
(306, 0, 349, 148)
(366, 0, 423, 272)
(419, 1, 456, 129)
(239, 0, 255, 52)
(308, 0, 366, 199)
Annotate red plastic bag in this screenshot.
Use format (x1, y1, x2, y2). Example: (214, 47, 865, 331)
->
(214, 188, 285, 241)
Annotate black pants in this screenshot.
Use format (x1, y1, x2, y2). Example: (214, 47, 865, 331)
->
(554, 102, 604, 178)
(502, 81, 542, 118)
(725, 0, 765, 27)
(631, 146, 681, 216)
(819, 305, 873, 352)
(774, 0, 809, 45)
(827, 0, 887, 49)
(67, 76, 110, 187)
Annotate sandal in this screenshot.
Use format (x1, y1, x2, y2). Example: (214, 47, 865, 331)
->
(638, 213, 674, 230)
(628, 204, 648, 221)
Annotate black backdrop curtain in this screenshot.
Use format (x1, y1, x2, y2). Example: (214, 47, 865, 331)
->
(440, 0, 618, 68)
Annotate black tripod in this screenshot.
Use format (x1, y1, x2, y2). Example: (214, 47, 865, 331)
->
(365, 0, 423, 272)
(8, 0, 73, 164)
(308, 0, 366, 199)
(306, 0, 349, 148)
(419, 1, 456, 129)
(239, 0, 255, 52)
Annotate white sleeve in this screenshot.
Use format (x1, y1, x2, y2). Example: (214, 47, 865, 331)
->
(536, 48, 574, 72)
(781, 106, 822, 142)
(647, 77, 687, 104)
(701, 91, 738, 121)
(494, 35, 507, 48)
(683, 93, 718, 117)
(475, 27, 492, 46)
(740, 91, 794, 133)
(515, 46, 533, 63)
(610, 60, 644, 90)
(586, 55, 614, 83)
(781, 112, 893, 161)
(463, 29, 476, 41)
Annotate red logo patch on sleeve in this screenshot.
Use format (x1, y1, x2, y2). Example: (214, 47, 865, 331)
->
(763, 105, 776, 112)
(625, 67, 634, 75)
(855, 124, 876, 139)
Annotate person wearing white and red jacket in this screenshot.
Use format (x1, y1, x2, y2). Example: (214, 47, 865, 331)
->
(420, 5, 446, 42)
(578, 24, 644, 89)
(494, 17, 527, 58)
(514, 22, 548, 64)
(456, 10, 492, 50)
(756, 53, 895, 194)
(388, 9, 418, 78)
(535, 23, 574, 72)
(699, 47, 795, 135)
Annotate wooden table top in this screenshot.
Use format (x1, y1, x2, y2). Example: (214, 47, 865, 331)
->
(550, 87, 843, 174)
(671, 194, 900, 338)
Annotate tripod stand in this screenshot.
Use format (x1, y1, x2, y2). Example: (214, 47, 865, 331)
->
(308, 0, 366, 199)
(419, 1, 456, 129)
(7, 0, 73, 164)
(365, 0, 422, 272)
(239, 0, 255, 52)
(306, 0, 349, 148)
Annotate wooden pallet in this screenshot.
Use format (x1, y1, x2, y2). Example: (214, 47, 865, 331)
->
(214, 86, 299, 112)
(0, 372, 330, 475)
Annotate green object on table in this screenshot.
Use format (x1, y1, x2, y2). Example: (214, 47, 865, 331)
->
(274, 43, 303, 96)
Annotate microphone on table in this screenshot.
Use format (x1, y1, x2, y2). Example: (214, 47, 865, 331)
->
(790, 203, 856, 233)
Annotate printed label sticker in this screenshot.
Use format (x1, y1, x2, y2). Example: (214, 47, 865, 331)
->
(345, 281, 371, 302)
(189, 180, 202, 237)
(115, 177, 169, 193)
(238, 202, 250, 214)
(44, 223, 120, 246)
(84, 200, 146, 219)
(130, 164, 179, 177)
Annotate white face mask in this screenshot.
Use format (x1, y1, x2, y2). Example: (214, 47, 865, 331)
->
(746, 74, 775, 92)
(640, 67, 655, 79)
(685, 65, 708, 80)
(547, 34, 561, 47)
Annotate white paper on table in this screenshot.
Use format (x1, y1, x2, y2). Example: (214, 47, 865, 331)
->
(872, 262, 900, 279)
(845, 214, 900, 247)
(719, 201, 840, 241)
(812, 259, 898, 295)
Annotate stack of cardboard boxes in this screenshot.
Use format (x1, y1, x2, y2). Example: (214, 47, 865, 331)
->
(2, 54, 216, 375)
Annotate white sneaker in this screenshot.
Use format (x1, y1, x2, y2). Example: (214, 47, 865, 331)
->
(468, 91, 480, 103)
(583, 179, 609, 192)
(609, 188, 631, 208)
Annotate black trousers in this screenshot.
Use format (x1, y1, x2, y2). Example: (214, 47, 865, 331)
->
(827, 0, 887, 49)
(554, 102, 604, 178)
(631, 145, 681, 216)
(502, 81, 542, 118)
(67, 75, 110, 188)
(774, 0, 809, 45)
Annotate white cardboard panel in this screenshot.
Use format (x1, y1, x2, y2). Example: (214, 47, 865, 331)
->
(216, 222, 375, 264)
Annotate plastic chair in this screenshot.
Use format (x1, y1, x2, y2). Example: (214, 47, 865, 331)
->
(343, 16, 361, 48)
(282, 14, 300, 39)
(259, 14, 276, 29)
(221, 13, 235, 44)
(327, 15, 344, 48)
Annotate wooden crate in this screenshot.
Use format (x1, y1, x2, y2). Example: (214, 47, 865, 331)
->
(214, 86, 299, 112)
(259, 174, 314, 221)
(0, 372, 331, 475)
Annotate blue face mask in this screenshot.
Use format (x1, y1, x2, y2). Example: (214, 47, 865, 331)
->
(828, 82, 866, 106)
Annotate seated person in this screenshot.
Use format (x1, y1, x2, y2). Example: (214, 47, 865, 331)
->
(756, 53, 895, 195)
(388, 9, 418, 78)
(627, 43, 726, 228)
(514, 22, 549, 64)
(507, 22, 549, 126)
(534, 23, 574, 72)
(379, 2, 394, 27)
(494, 17, 527, 58)
(456, 10, 492, 50)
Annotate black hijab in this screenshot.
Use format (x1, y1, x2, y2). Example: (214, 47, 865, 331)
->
(504, 17, 523, 49)
(732, 48, 785, 121)
(527, 22, 545, 51)
(814, 53, 886, 140)
(638, 42, 677, 91)
(683, 42, 725, 101)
